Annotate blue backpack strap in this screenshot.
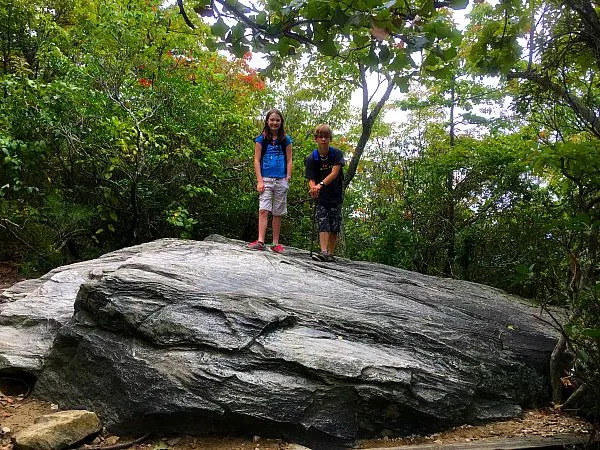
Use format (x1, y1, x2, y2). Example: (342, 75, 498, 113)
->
(313, 147, 339, 162)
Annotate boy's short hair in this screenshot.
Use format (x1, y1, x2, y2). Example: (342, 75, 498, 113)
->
(314, 124, 333, 139)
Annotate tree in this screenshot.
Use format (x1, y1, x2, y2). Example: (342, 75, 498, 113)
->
(177, 0, 466, 188)
(0, 0, 264, 270)
(464, 0, 600, 410)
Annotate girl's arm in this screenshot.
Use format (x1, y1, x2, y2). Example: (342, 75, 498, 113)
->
(285, 143, 292, 181)
(254, 141, 265, 192)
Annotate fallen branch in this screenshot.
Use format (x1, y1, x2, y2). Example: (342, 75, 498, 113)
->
(561, 382, 588, 411)
(76, 433, 151, 450)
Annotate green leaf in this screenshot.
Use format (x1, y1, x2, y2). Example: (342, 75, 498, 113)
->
(388, 51, 413, 71)
(426, 65, 452, 79)
(363, 47, 379, 67)
(231, 22, 245, 41)
(319, 37, 338, 56)
(210, 18, 229, 37)
(395, 76, 410, 92)
(442, 47, 458, 61)
(449, 0, 468, 9)
(581, 328, 600, 338)
(408, 35, 430, 52)
(379, 45, 391, 63)
(277, 39, 291, 57)
(423, 52, 440, 67)
(231, 42, 250, 57)
(255, 11, 267, 24)
(352, 33, 370, 48)
(331, 8, 349, 26)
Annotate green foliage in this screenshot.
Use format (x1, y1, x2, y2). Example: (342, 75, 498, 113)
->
(462, 0, 528, 75)
(460, 0, 600, 413)
(0, 0, 264, 271)
(192, 0, 468, 67)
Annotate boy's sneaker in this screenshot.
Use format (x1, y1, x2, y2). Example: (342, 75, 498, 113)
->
(311, 251, 328, 262)
(270, 243, 284, 254)
(248, 240, 265, 250)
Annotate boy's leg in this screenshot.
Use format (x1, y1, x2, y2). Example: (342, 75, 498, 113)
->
(315, 204, 330, 253)
(319, 231, 330, 253)
(327, 233, 337, 255)
(311, 203, 330, 261)
(327, 204, 342, 256)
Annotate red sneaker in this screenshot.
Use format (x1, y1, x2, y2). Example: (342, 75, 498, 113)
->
(270, 243, 284, 254)
(248, 240, 265, 250)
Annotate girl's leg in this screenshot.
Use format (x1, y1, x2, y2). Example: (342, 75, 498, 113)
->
(258, 209, 269, 243)
(272, 215, 281, 244)
(270, 179, 288, 246)
(257, 179, 275, 243)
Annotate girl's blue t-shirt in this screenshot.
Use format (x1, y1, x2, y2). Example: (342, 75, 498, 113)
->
(255, 134, 292, 178)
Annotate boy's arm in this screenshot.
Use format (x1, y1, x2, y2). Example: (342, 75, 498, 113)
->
(319, 164, 341, 187)
(316, 150, 343, 189)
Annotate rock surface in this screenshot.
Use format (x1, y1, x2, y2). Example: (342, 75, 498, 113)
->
(1, 236, 559, 448)
(0, 247, 146, 373)
(11, 410, 101, 450)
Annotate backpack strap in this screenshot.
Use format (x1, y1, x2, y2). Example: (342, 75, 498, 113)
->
(312, 147, 337, 162)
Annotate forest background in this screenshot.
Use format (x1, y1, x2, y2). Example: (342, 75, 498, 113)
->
(1, 0, 599, 417)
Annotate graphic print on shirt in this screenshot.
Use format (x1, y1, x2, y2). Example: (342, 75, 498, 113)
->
(262, 139, 285, 178)
(318, 156, 334, 177)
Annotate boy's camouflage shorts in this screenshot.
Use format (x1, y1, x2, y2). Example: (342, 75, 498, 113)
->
(315, 203, 342, 233)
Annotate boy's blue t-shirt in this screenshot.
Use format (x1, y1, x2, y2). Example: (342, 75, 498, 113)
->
(255, 134, 292, 178)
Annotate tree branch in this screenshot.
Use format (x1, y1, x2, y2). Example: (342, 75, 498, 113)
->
(213, 0, 317, 47)
(344, 68, 395, 188)
(508, 70, 600, 137)
(177, 0, 196, 29)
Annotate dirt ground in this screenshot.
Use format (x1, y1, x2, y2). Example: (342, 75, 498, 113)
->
(0, 262, 596, 449)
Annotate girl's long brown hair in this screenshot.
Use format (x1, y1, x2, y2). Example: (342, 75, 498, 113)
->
(261, 108, 287, 147)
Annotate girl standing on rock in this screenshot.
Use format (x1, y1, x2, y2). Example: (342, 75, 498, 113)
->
(247, 109, 293, 253)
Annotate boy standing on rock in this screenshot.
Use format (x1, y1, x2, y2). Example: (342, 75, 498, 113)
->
(305, 124, 344, 262)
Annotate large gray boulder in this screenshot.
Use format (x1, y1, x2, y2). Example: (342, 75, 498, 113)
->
(1, 236, 558, 448)
(0, 246, 147, 373)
